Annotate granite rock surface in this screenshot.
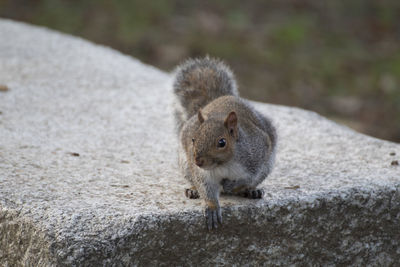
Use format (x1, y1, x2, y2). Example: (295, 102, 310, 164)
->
(1, 19, 400, 266)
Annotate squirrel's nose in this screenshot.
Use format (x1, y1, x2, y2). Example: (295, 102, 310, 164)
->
(195, 156, 204, 167)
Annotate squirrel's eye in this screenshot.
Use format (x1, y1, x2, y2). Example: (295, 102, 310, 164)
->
(217, 138, 226, 148)
(192, 138, 195, 143)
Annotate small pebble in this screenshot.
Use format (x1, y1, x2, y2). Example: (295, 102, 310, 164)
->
(0, 85, 9, 91)
(284, 185, 300, 190)
(391, 160, 399, 166)
(390, 152, 396, 156)
(68, 152, 80, 157)
(110, 184, 130, 188)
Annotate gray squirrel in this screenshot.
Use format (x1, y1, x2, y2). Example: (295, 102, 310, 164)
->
(173, 57, 277, 230)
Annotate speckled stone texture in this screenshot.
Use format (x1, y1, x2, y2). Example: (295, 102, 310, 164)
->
(1, 19, 400, 266)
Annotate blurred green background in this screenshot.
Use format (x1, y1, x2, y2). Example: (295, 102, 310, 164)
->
(1, 0, 399, 142)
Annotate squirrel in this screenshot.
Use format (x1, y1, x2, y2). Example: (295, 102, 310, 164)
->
(173, 57, 277, 230)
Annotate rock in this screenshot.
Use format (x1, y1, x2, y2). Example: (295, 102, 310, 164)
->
(1, 19, 399, 266)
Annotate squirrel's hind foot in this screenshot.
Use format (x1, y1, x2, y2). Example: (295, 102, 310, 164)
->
(185, 188, 200, 199)
(240, 188, 264, 199)
(221, 179, 264, 199)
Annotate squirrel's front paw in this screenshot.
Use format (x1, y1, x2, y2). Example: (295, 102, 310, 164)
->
(204, 203, 222, 230)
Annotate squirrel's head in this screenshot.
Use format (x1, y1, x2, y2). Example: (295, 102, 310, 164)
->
(191, 110, 238, 169)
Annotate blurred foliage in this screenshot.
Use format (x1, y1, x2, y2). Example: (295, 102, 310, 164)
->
(1, 0, 400, 142)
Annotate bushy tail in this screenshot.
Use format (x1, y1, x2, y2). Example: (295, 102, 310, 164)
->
(173, 57, 238, 132)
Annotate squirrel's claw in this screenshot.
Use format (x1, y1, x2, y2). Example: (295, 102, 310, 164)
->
(217, 207, 222, 224)
(205, 206, 222, 230)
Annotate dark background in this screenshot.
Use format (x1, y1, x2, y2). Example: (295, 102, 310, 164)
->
(1, 0, 399, 142)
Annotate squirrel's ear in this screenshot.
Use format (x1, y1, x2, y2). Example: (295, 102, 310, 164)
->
(224, 111, 238, 139)
(198, 109, 205, 124)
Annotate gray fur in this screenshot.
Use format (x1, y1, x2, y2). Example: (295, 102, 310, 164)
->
(173, 57, 277, 230)
(173, 57, 238, 133)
